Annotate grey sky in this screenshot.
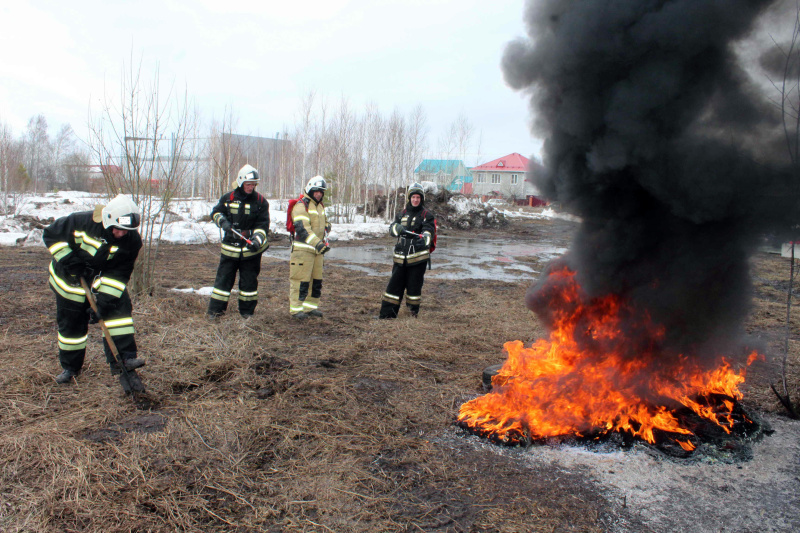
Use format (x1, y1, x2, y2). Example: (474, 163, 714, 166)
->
(0, 0, 540, 165)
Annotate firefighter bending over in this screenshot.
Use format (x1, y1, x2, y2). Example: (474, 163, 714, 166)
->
(43, 194, 146, 392)
(208, 164, 271, 318)
(289, 176, 331, 319)
(379, 183, 436, 319)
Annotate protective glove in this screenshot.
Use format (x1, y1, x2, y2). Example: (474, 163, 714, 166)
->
(414, 236, 427, 249)
(219, 218, 232, 232)
(87, 307, 101, 324)
(315, 241, 330, 254)
(325, 222, 332, 233)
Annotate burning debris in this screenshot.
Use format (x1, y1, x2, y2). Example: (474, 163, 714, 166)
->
(460, 0, 794, 456)
(458, 264, 766, 457)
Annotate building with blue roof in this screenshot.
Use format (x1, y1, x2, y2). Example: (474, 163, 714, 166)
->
(414, 159, 473, 193)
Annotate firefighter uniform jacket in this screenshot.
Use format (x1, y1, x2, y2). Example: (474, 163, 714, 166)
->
(290, 194, 328, 254)
(211, 188, 270, 257)
(43, 210, 141, 311)
(389, 206, 435, 265)
(43, 210, 142, 370)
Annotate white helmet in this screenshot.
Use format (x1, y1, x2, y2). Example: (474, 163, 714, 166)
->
(236, 164, 260, 188)
(305, 175, 327, 196)
(101, 194, 141, 230)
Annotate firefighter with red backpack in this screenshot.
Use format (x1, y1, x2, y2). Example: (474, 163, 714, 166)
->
(288, 176, 331, 319)
(207, 164, 270, 318)
(379, 182, 436, 319)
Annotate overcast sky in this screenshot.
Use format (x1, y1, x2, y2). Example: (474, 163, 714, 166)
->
(0, 0, 540, 166)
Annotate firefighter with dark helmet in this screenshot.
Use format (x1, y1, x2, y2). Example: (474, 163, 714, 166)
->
(208, 164, 271, 318)
(289, 175, 331, 319)
(43, 194, 146, 392)
(378, 182, 436, 319)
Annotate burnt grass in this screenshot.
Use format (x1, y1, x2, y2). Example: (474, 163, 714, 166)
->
(0, 219, 798, 532)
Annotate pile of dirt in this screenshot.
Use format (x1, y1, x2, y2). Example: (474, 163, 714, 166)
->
(0, 219, 798, 532)
(365, 187, 507, 230)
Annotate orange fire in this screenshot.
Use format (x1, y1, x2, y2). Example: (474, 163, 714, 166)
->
(458, 267, 759, 449)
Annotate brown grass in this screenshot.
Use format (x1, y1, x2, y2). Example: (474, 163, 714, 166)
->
(0, 231, 797, 532)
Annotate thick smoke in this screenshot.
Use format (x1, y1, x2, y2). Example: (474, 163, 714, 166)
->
(506, 0, 795, 359)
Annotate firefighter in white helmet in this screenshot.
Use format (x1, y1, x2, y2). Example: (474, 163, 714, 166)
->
(378, 182, 436, 319)
(42, 194, 146, 393)
(288, 176, 331, 318)
(208, 164, 271, 318)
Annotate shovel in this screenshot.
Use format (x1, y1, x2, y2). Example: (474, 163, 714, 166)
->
(79, 277, 144, 398)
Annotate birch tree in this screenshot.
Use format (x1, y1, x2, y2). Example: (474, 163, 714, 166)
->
(88, 56, 198, 294)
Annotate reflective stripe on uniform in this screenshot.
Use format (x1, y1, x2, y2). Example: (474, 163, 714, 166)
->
(292, 241, 316, 253)
(73, 231, 102, 256)
(406, 295, 421, 302)
(239, 290, 258, 302)
(48, 263, 86, 302)
(49, 241, 71, 261)
(382, 292, 401, 303)
(104, 317, 135, 336)
(293, 215, 310, 223)
(302, 301, 318, 310)
(211, 288, 231, 301)
(92, 276, 126, 298)
(58, 333, 88, 351)
(290, 305, 305, 313)
(221, 243, 242, 258)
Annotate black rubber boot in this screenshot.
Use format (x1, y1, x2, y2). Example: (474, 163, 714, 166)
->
(307, 310, 323, 318)
(55, 369, 80, 384)
(119, 369, 146, 394)
(292, 312, 309, 320)
(110, 358, 146, 375)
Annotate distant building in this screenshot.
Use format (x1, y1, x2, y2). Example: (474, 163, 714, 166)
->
(414, 159, 472, 192)
(470, 153, 546, 205)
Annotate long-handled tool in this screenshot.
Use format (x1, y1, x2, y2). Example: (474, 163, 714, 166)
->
(80, 277, 142, 397)
(230, 228, 253, 246)
(401, 229, 424, 239)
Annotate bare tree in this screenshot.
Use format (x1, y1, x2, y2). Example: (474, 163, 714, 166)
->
(25, 114, 50, 193)
(207, 105, 244, 200)
(88, 55, 198, 294)
(768, 2, 800, 418)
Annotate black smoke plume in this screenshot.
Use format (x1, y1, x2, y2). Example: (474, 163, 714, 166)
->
(505, 0, 795, 360)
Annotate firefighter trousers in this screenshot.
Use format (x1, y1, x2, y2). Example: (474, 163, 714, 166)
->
(53, 287, 138, 373)
(379, 261, 427, 318)
(208, 253, 263, 317)
(289, 249, 324, 315)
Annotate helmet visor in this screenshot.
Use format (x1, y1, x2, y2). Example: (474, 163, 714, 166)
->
(115, 212, 141, 230)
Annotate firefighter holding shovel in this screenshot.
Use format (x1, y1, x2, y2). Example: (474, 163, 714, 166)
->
(43, 194, 146, 393)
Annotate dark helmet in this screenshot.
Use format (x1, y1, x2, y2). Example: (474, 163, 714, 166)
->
(407, 182, 424, 203)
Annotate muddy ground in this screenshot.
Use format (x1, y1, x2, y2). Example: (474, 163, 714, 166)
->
(0, 217, 798, 532)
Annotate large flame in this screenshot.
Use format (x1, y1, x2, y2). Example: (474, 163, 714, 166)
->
(458, 267, 759, 449)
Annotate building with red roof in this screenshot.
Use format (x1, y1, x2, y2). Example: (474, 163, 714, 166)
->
(470, 153, 546, 205)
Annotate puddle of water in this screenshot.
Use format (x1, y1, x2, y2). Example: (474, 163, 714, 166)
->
(325, 236, 567, 282)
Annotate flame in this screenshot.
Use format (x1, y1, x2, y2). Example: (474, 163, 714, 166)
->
(458, 267, 757, 449)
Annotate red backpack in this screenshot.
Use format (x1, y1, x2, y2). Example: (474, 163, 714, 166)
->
(285, 194, 306, 236)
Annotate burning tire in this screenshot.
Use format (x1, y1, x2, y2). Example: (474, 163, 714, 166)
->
(482, 364, 503, 392)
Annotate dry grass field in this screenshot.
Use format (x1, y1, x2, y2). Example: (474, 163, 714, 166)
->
(0, 220, 797, 532)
